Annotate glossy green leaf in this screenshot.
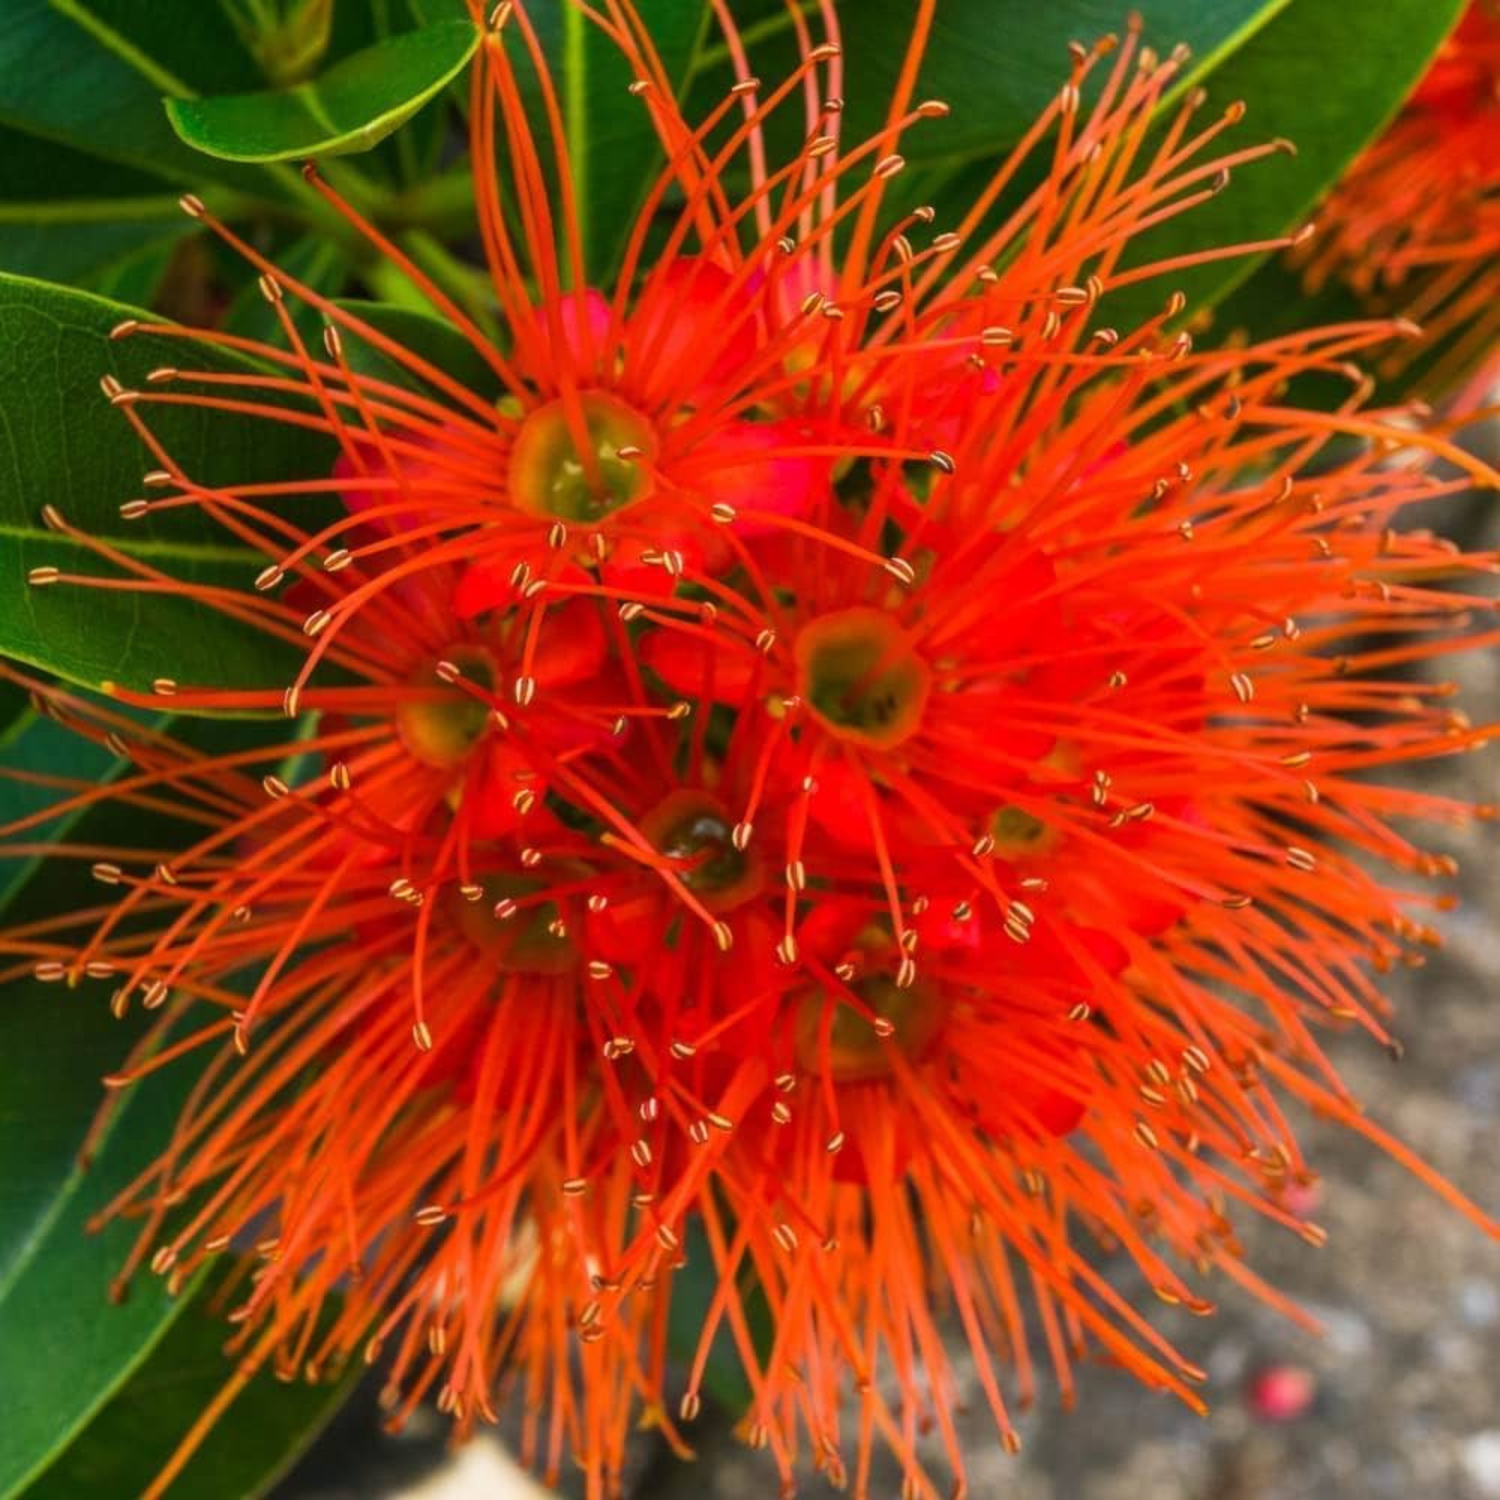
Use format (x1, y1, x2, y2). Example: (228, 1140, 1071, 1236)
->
(165, 20, 479, 163)
(0, 0, 291, 195)
(687, 1, 1289, 190)
(837, 0, 1291, 165)
(0, 125, 174, 203)
(0, 755, 137, 1296)
(0, 212, 190, 290)
(0, 273, 335, 696)
(0, 529, 290, 698)
(19, 1279, 362, 1500)
(0, 1003, 203, 1500)
(0, 708, 116, 913)
(223, 231, 348, 347)
(0, 128, 191, 286)
(84, 234, 185, 308)
(1102, 0, 1468, 323)
(510, 1, 710, 280)
(330, 0, 472, 186)
(0, 705, 300, 1497)
(0, 756, 193, 1494)
(50, 0, 265, 96)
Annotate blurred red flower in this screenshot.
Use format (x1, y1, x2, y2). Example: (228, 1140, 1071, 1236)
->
(1294, 1, 1500, 402)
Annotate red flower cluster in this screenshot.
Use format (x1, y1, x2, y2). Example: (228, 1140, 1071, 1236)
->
(4, 4, 1497, 1498)
(1294, 0, 1500, 401)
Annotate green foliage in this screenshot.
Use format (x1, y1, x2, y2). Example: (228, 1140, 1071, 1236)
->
(0, 2, 480, 310)
(0, 0, 268, 188)
(0, 714, 197, 1498)
(0, 129, 189, 288)
(0, 1005, 202, 1500)
(835, 0, 1292, 168)
(19, 1279, 361, 1500)
(0, 274, 332, 695)
(685, 0, 1290, 213)
(0, 710, 305, 1499)
(165, 19, 478, 163)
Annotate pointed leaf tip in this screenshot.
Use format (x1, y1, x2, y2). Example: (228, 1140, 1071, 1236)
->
(164, 19, 478, 164)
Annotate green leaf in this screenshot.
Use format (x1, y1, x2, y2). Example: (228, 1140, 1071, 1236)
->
(49, 0, 265, 96)
(0, 997, 203, 1500)
(331, 298, 504, 405)
(328, 0, 472, 186)
(0, 128, 193, 287)
(836, 0, 1292, 167)
(0, 0, 291, 195)
(165, 19, 479, 164)
(0, 709, 297, 1497)
(0, 709, 117, 912)
(0, 725, 191, 1495)
(0, 273, 335, 696)
(687, 1, 1290, 192)
(223, 231, 349, 347)
(0, 212, 190, 289)
(0, 680, 28, 744)
(0, 124, 176, 202)
(511, 0, 710, 280)
(0, 527, 289, 698)
(1103, 0, 1468, 322)
(0, 750, 137, 1296)
(85, 234, 185, 309)
(0, 847, 100, 1289)
(666, 1220, 771, 1412)
(18, 1279, 362, 1500)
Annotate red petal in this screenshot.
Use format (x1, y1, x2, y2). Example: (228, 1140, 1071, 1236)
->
(960, 1047, 1089, 1142)
(681, 420, 824, 534)
(628, 258, 758, 400)
(587, 893, 661, 965)
(805, 758, 879, 851)
(793, 898, 873, 966)
(1026, 1084, 1088, 1138)
(602, 529, 707, 599)
(333, 426, 464, 535)
(462, 747, 531, 840)
(638, 628, 759, 702)
(534, 597, 609, 688)
(515, 289, 612, 385)
(453, 559, 515, 620)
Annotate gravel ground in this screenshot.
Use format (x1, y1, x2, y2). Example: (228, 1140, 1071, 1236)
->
(281, 506, 1499, 1500)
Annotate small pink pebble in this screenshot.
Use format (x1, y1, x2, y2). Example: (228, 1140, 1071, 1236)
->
(1283, 1177, 1323, 1217)
(1247, 1363, 1317, 1422)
